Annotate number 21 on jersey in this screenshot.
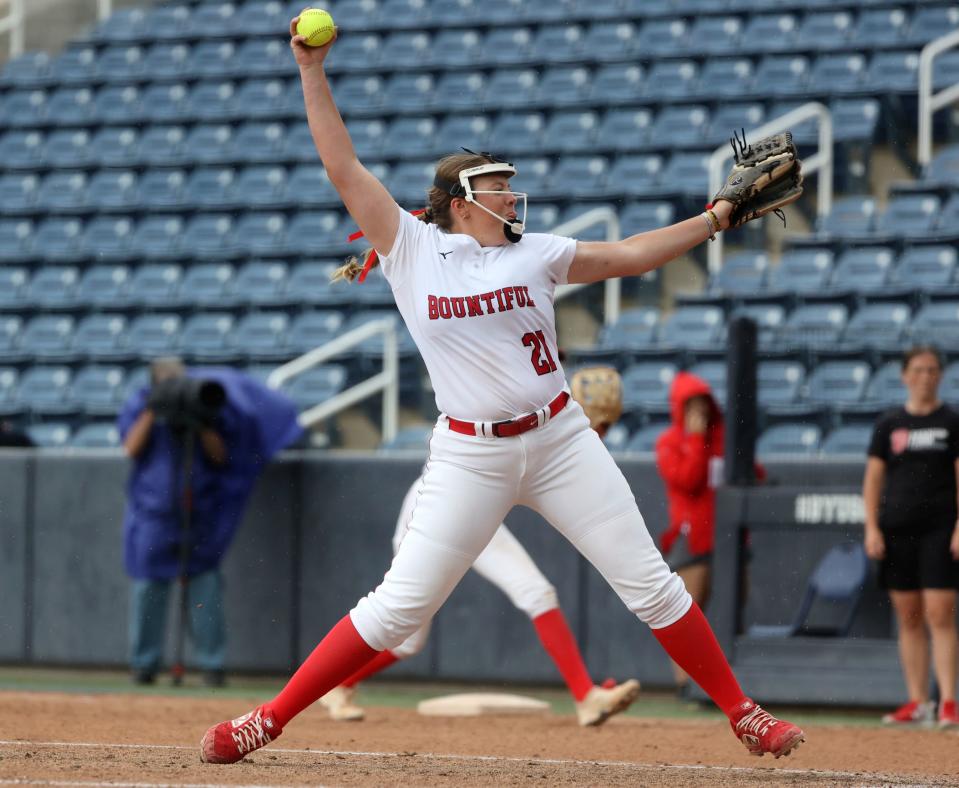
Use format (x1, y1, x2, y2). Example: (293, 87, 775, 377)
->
(522, 330, 558, 376)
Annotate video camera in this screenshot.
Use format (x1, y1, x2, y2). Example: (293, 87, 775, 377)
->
(148, 377, 227, 430)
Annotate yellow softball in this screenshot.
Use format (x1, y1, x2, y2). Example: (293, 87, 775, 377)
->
(296, 8, 335, 47)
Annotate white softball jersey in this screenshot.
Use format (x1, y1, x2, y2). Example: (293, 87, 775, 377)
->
(378, 207, 577, 422)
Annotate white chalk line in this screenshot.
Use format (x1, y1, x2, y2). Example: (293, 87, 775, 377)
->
(0, 739, 940, 785)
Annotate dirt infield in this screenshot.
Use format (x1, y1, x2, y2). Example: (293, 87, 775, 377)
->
(4, 691, 959, 787)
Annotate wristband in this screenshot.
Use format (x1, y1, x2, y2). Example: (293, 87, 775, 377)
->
(701, 212, 716, 241)
(705, 208, 722, 234)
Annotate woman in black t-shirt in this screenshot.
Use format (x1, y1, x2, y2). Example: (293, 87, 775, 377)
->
(864, 346, 959, 728)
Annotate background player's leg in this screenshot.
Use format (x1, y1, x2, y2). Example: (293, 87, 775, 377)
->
(266, 428, 521, 730)
(471, 525, 592, 701)
(129, 578, 170, 684)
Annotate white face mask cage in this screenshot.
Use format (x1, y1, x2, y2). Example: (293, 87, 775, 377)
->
(457, 162, 527, 242)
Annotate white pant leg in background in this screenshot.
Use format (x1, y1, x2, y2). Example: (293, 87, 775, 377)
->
(351, 425, 523, 652)
(519, 401, 691, 629)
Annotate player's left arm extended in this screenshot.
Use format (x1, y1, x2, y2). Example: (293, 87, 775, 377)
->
(566, 202, 732, 285)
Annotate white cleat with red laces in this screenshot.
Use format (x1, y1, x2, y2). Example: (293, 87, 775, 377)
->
(729, 699, 805, 758)
(200, 704, 283, 764)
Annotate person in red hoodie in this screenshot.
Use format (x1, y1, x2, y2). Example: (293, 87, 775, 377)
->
(655, 371, 726, 695)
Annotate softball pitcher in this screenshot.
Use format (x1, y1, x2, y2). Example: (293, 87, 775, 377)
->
(200, 17, 806, 763)
(320, 368, 638, 727)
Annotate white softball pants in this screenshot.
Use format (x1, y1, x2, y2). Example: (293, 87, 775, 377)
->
(351, 400, 691, 652)
(388, 478, 560, 658)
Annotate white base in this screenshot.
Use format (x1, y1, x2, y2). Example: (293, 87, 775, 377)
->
(417, 692, 551, 717)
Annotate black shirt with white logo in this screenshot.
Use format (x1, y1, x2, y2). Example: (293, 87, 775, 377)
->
(868, 404, 959, 531)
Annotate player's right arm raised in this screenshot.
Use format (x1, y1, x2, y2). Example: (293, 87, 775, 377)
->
(289, 14, 400, 257)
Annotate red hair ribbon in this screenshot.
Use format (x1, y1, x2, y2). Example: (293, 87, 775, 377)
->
(350, 209, 426, 283)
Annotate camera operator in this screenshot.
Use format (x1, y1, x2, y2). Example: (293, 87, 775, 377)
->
(119, 358, 302, 686)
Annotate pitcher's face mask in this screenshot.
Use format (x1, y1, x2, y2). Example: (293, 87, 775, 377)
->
(434, 156, 527, 243)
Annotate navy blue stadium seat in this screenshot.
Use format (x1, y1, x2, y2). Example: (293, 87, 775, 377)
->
(50, 45, 96, 83)
(658, 305, 725, 351)
(1, 51, 52, 87)
(940, 362, 959, 406)
(844, 303, 912, 349)
(533, 24, 588, 64)
(892, 245, 957, 289)
(547, 156, 610, 199)
(343, 118, 386, 159)
(73, 314, 130, 362)
(80, 215, 135, 260)
(0, 219, 34, 263)
(44, 129, 95, 169)
(509, 157, 552, 199)
(590, 63, 646, 105)
(234, 261, 290, 307)
(431, 114, 491, 158)
(287, 263, 352, 308)
(433, 71, 487, 111)
(233, 121, 288, 164)
(235, 39, 292, 78)
(139, 125, 189, 166)
(830, 246, 895, 293)
(70, 365, 127, 415)
(923, 144, 959, 188)
(688, 16, 743, 56)
(543, 111, 599, 154)
(712, 252, 769, 295)
(865, 51, 919, 93)
(698, 58, 755, 98)
(479, 113, 540, 160)
(596, 108, 653, 153)
(96, 45, 146, 83)
(379, 424, 433, 452)
(832, 98, 881, 143)
(769, 249, 833, 293)
(704, 103, 766, 147)
(92, 84, 143, 125)
(48, 86, 98, 126)
(740, 13, 799, 54)
(379, 31, 432, 69)
(127, 313, 181, 359)
(385, 161, 439, 205)
(143, 42, 192, 79)
(625, 421, 670, 453)
(178, 263, 237, 308)
(190, 41, 236, 79)
(127, 264, 183, 308)
(536, 66, 591, 107)
(796, 11, 854, 52)
(0, 316, 24, 363)
(756, 422, 822, 457)
(636, 18, 688, 57)
(644, 60, 699, 101)
(232, 312, 291, 362)
(619, 201, 674, 236)
(817, 196, 877, 239)
(25, 266, 78, 311)
(907, 5, 959, 48)
(336, 74, 386, 114)
(286, 211, 348, 256)
(821, 424, 874, 456)
(621, 361, 678, 416)
(0, 367, 18, 415)
(430, 29, 483, 68)
(429, 0, 483, 26)
(235, 78, 299, 119)
(181, 213, 240, 259)
(71, 422, 121, 448)
(806, 360, 872, 410)
(179, 312, 237, 362)
(481, 27, 535, 67)
(26, 422, 72, 448)
(731, 303, 786, 349)
(525, 203, 562, 233)
(33, 218, 85, 263)
(853, 8, 910, 48)
(91, 6, 147, 42)
(235, 212, 289, 256)
(342, 310, 417, 358)
(86, 169, 138, 211)
(183, 166, 237, 209)
(650, 105, 709, 149)
(0, 267, 29, 312)
(864, 361, 906, 408)
(20, 314, 75, 361)
(15, 365, 74, 415)
(583, 21, 640, 61)
(130, 216, 184, 259)
(183, 123, 236, 165)
(0, 130, 46, 170)
(880, 194, 941, 239)
(780, 303, 849, 349)
(36, 171, 88, 214)
(752, 55, 811, 97)
(136, 169, 187, 210)
(281, 364, 348, 411)
(233, 1, 287, 36)
(287, 310, 347, 355)
(808, 53, 868, 96)
(140, 82, 192, 123)
(325, 32, 382, 72)
(382, 116, 436, 159)
(4, 89, 49, 127)
(285, 164, 338, 207)
(352, 267, 395, 308)
(911, 302, 959, 346)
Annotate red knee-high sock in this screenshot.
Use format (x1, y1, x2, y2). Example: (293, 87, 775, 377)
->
(342, 649, 400, 688)
(532, 608, 594, 702)
(652, 603, 746, 717)
(270, 615, 379, 727)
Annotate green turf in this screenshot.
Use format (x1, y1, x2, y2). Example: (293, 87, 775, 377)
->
(0, 666, 886, 728)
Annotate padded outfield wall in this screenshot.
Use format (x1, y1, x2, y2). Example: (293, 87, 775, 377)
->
(0, 450, 900, 705)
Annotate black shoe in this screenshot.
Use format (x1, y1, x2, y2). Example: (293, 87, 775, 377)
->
(132, 669, 155, 685)
(203, 670, 226, 688)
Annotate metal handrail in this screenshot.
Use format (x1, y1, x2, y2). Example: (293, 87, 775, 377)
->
(551, 205, 623, 325)
(0, 0, 113, 59)
(267, 316, 399, 443)
(918, 29, 959, 167)
(707, 102, 833, 275)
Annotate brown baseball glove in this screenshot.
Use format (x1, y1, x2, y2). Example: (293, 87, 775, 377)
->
(570, 366, 623, 431)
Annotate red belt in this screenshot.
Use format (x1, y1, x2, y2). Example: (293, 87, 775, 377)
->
(447, 391, 570, 438)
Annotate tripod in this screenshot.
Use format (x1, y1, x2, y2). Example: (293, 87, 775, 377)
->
(170, 426, 195, 686)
